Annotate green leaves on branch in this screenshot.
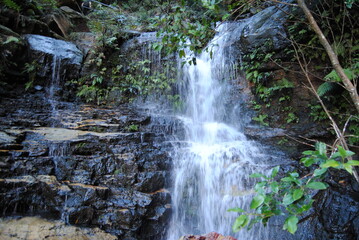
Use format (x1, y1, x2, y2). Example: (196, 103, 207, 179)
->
(152, 1, 227, 63)
(1, 0, 21, 11)
(283, 216, 299, 234)
(232, 215, 249, 232)
(230, 142, 357, 235)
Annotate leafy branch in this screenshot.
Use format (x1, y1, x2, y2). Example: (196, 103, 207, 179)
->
(229, 142, 359, 234)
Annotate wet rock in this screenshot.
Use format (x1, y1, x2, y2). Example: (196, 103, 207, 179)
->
(59, 6, 89, 32)
(71, 32, 98, 56)
(45, 9, 73, 37)
(24, 34, 83, 80)
(315, 189, 359, 240)
(0, 25, 27, 76)
(180, 232, 237, 240)
(0, 131, 17, 146)
(135, 171, 166, 193)
(0, 8, 52, 36)
(0, 98, 175, 239)
(0, 216, 117, 240)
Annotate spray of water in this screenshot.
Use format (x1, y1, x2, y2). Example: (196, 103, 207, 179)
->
(167, 26, 271, 239)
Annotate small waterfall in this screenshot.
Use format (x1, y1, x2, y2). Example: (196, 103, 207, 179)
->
(48, 56, 62, 124)
(167, 26, 277, 239)
(49, 141, 70, 178)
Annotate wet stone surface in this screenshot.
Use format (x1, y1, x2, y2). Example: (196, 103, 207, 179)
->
(0, 93, 177, 239)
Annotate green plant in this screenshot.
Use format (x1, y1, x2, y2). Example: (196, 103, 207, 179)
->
(152, 1, 226, 63)
(126, 124, 139, 132)
(308, 103, 328, 122)
(1, 0, 21, 11)
(286, 112, 299, 124)
(277, 137, 289, 145)
(253, 114, 269, 127)
(250, 100, 262, 110)
(230, 142, 359, 234)
(22, 60, 40, 90)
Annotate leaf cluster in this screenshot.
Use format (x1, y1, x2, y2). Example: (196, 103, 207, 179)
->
(229, 142, 359, 234)
(152, 0, 227, 63)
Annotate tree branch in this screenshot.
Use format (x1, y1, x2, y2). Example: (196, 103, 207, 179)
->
(296, 0, 359, 113)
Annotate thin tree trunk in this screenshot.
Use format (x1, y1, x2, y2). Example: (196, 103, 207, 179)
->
(292, 41, 359, 184)
(297, 0, 359, 113)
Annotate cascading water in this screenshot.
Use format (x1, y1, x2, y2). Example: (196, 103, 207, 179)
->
(48, 55, 62, 123)
(167, 25, 278, 239)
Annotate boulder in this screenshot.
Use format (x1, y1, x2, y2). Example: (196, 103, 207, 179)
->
(45, 9, 73, 37)
(24, 34, 83, 80)
(215, 3, 292, 58)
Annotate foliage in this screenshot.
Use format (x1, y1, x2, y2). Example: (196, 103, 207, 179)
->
(74, 56, 177, 105)
(252, 114, 268, 126)
(316, 82, 336, 97)
(22, 60, 40, 91)
(0, 36, 20, 77)
(152, 0, 227, 63)
(229, 142, 359, 234)
(87, 5, 125, 50)
(126, 124, 139, 132)
(286, 112, 299, 124)
(1, 0, 21, 11)
(33, 0, 57, 11)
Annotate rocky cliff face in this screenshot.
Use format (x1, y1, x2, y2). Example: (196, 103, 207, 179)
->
(0, 5, 177, 237)
(0, 89, 180, 240)
(0, 97, 176, 239)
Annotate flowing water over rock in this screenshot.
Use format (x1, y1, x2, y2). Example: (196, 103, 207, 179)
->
(167, 24, 288, 240)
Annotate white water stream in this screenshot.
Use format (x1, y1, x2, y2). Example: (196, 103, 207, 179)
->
(167, 27, 274, 239)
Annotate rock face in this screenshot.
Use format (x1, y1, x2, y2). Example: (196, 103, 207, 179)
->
(0, 101, 175, 239)
(0, 216, 117, 240)
(24, 34, 83, 79)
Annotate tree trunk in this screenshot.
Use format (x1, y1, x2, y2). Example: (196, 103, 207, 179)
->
(297, 0, 359, 113)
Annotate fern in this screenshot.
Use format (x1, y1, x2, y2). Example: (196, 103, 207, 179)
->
(317, 82, 336, 96)
(324, 68, 356, 82)
(1, 0, 21, 11)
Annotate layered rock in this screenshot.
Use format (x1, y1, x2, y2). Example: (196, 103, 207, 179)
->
(0, 216, 117, 240)
(0, 102, 175, 239)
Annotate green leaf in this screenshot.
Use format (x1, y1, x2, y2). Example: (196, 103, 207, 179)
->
(282, 193, 294, 205)
(320, 160, 340, 168)
(250, 173, 267, 179)
(316, 142, 327, 156)
(343, 163, 353, 174)
(347, 160, 359, 166)
(179, 49, 186, 58)
(313, 168, 328, 177)
(292, 189, 304, 201)
(302, 150, 314, 155)
(232, 215, 249, 232)
(317, 82, 336, 97)
(290, 172, 299, 178)
(337, 146, 355, 158)
(283, 216, 299, 234)
(338, 146, 347, 158)
(227, 207, 245, 213)
(271, 166, 280, 178)
(250, 194, 265, 209)
(306, 181, 327, 190)
(4, 36, 19, 44)
(300, 157, 315, 167)
(270, 182, 279, 193)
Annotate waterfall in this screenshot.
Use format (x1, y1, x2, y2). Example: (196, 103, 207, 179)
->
(48, 55, 62, 124)
(167, 25, 276, 239)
